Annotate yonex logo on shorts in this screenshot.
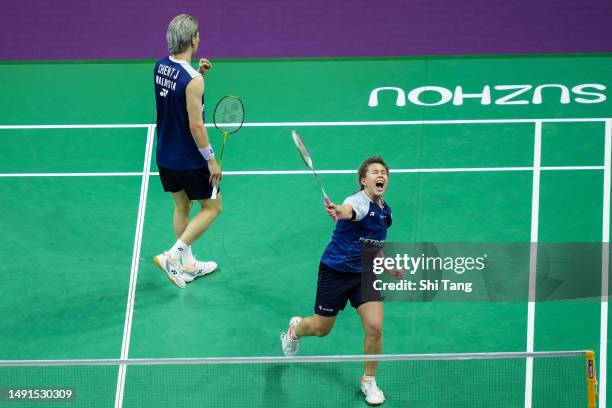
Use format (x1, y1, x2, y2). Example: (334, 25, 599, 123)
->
(318, 305, 334, 312)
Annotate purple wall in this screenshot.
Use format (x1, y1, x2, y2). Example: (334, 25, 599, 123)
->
(1, 0, 611, 60)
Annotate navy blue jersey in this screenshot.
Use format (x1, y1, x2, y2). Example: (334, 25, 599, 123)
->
(320, 191, 393, 273)
(154, 56, 207, 170)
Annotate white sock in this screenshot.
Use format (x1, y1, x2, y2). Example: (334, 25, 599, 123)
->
(363, 375, 375, 383)
(169, 239, 190, 261)
(182, 245, 196, 264)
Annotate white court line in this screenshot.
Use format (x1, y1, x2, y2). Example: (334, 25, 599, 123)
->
(0, 124, 151, 129)
(234, 118, 611, 127)
(0, 172, 143, 177)
(524, 121, 542, 408)
(0, 118, 610, 130)
(113, 125, 155, 408)
(212, 166, 603, 175)
(600, 119, 612, 408)
(0, 166, 604, 178)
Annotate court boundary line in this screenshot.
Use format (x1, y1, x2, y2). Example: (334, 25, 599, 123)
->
(600, 119, 612, 408)
(0, 118, 611, 130)
(524, 121, 542, 408)
(0, 172, 144, 177)
(113, 125, 154, 408)
(0, 166, 605, 178)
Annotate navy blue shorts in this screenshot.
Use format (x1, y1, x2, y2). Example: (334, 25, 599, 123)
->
(314, 262, 382, 317)
(158, 165, 219, 200)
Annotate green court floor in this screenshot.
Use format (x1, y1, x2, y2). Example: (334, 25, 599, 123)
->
(0, 54, 610, 407)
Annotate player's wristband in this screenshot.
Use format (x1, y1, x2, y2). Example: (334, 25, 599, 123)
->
(199, 145, 215, 161)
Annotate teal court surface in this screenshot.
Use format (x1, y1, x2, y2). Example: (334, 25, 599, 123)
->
(0, 54, 611, 407)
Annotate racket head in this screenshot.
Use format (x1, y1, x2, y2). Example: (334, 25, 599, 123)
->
(213, 95, 244, 134)
(291, 130, 314, 169)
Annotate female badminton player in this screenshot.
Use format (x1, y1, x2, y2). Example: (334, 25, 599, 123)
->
(281, 156, 403, 406)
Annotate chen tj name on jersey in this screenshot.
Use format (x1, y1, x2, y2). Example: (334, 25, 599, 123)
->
(156, 63, 179, 91)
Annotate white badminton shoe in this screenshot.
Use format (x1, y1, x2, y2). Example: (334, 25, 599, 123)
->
(182, 258, 218, 283)
(361, 376, 385, 406)
(280, 316, 302, 357)
(153, 252, 186, 289)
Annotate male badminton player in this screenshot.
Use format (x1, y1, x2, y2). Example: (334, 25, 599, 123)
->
(152, 14, 220, 288)
(281, 156, 402, 406)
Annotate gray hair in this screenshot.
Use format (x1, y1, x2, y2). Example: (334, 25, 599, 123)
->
(166, 14, 199, 54)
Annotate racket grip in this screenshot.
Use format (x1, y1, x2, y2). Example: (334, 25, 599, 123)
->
(324, 196, 338, 222)
(211, 186, 218, 200)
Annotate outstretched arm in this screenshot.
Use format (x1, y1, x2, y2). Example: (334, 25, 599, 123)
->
(324, 201, 354, 220)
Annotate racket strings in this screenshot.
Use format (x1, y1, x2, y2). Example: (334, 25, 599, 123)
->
(292, 132, 314, 168)
(214, 96, 244, 134)
(210, 96, 244, 200)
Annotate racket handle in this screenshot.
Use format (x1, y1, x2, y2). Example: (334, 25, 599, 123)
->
(211, 185, 218, 200)
(324, 196, 338, 222)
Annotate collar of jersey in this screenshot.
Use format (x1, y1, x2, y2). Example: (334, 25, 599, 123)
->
(360, 190, 385, 208)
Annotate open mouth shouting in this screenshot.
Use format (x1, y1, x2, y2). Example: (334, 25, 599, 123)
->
(360, 161, 389, 200)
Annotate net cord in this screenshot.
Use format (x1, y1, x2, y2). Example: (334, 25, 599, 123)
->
(0, 351, 591, 367)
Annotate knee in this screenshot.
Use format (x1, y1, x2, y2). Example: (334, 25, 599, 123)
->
(364, 322, 383, 339)
(211, 202, 222, 217)
(201, 201, 222, 217)
(176, 201, 192, 214)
